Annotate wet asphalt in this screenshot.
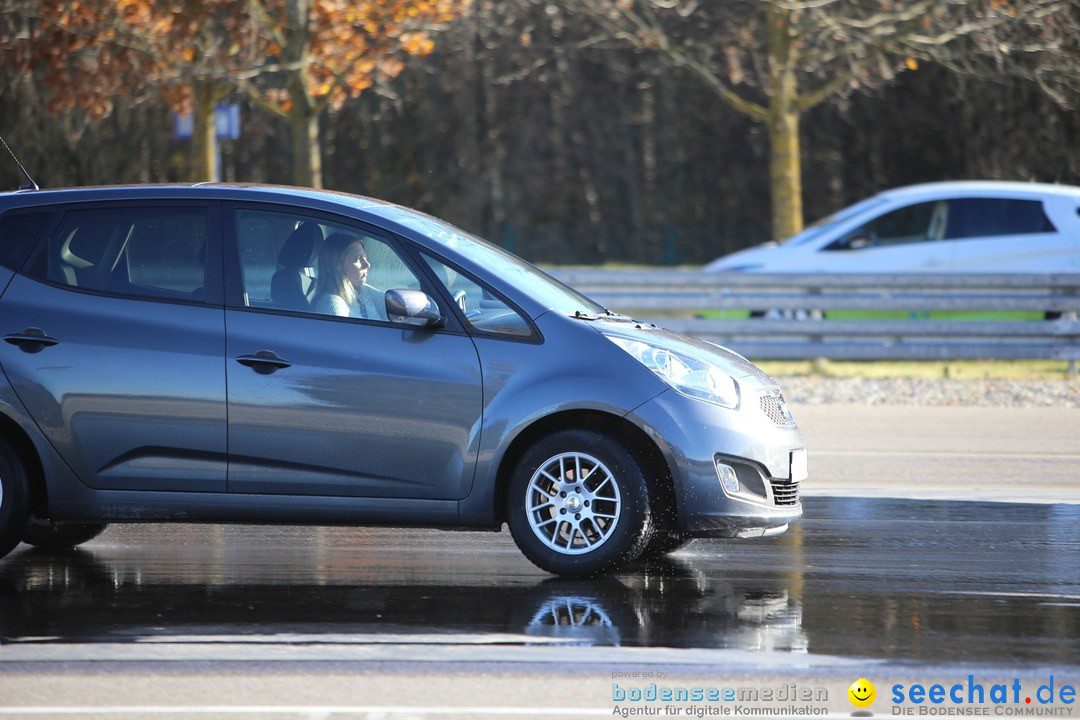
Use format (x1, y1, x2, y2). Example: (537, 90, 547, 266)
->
(2, 496, 1077, 666)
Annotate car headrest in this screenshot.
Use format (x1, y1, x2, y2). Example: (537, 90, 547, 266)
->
(278, 223, 321, 269)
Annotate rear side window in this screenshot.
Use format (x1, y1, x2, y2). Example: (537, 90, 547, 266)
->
(0, 210, 51, 271)
(28, 206, 210, 302)
(944, 199, 1055, 239)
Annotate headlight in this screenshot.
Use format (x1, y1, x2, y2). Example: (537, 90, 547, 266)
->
(712, 264, 762, 273)
(606, 336, 740, 409)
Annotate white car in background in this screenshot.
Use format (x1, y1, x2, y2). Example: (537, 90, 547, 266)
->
(704, 181, 1080, 273)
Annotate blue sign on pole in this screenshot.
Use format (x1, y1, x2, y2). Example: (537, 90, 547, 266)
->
(215, 104, 241, 140)
(173, 104, 241, 140)
(173, 112, 194, 139)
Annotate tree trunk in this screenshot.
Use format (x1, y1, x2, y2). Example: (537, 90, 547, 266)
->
(767, 108, 802, 241)
(191, 80, 229, 182)
(288, 107, 322, 188)
(281, 0, 322, 189)
(478, 0, 506, 239)
(765, 4, 803, 241)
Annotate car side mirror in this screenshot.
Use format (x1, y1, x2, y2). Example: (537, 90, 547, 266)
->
(827, 233, 870, 251)
(385, 289, 444, 328)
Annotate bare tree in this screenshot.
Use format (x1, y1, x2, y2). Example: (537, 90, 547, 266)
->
(571, 0, 1067, 240)
(936, 0, 1079, 108)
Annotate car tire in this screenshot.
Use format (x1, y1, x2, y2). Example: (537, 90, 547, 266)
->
(638, 533, 694, 560)
(0, 439, 31, 560)
(506, 430, 655, 577)
(22, 520, 108, 550)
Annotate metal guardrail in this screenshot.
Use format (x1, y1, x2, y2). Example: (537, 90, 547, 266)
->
(550, 269, 1080, 365)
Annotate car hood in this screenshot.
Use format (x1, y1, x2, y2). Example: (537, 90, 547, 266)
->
(702, 244, 778, 273)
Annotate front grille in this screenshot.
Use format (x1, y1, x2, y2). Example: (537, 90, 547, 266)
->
(759, 392, 796, 427)
(770, 479, 800, 506)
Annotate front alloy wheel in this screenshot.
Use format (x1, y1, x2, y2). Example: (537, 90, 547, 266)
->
(508, 430, 655, 576)
(525, 452, 621, 554)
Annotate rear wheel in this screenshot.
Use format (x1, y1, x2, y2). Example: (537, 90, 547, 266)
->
(507, 430, 655, 576)
(0, 439, 31, 559)
(22, 520, 108, 549)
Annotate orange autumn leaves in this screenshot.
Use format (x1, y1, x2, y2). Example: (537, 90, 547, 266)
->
(298, 0, 465, 111)
(4, 0, 470, 118)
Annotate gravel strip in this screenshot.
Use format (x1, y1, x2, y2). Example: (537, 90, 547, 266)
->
(775, 376, 1080, 408)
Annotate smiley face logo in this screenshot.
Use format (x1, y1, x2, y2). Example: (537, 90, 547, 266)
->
(848, 678, 876, 709)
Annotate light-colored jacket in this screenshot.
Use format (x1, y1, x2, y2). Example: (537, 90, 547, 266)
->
(312, 284, 386, 320)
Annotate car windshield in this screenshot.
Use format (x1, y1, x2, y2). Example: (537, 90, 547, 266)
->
(377, 207, 607, 316)
(783, 197, 887, 247)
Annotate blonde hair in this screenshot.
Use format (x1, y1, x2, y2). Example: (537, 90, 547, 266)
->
(315, 232, 364, 306)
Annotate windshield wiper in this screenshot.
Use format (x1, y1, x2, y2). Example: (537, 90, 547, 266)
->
(572, 308, 631, 322)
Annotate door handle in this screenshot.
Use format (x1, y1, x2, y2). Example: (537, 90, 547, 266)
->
(4, 328, 59, 353)
(236, 350, 292, 375)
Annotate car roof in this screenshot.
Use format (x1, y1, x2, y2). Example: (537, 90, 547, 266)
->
(0, 181, 496, 277)
(0, 182, 393, 211)
(873, 180, 1080, 202)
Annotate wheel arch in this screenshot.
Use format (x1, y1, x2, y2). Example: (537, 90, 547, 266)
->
(0, 412, 48, 518)
(492, 410, 676, 530)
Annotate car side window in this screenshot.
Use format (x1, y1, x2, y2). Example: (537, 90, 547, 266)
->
(422, 253, 532, 338)
(233, 208, 423, 322)
(828, 201, 943, 251)
(29, 207, 209, 301)
(944, 198, 1056, 239)
(0, 210, 51, 272)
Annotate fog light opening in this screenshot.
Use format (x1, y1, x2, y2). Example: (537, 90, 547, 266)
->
(715, 461, 740, 495)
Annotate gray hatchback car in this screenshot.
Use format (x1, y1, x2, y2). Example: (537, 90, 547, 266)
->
(0, 185, 805, 575)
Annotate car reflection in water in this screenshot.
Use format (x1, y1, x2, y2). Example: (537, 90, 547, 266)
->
(0, 542, 806, 653)
(522, 563, 805, 651)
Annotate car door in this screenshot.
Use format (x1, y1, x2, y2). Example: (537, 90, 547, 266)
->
(223, 205, 484, 500)
(0, 201, 228, 492)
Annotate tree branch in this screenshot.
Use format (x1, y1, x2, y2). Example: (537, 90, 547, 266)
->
(794, 71, 851, 112)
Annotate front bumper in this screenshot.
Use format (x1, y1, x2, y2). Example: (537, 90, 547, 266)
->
(629, 387, 805, 538)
